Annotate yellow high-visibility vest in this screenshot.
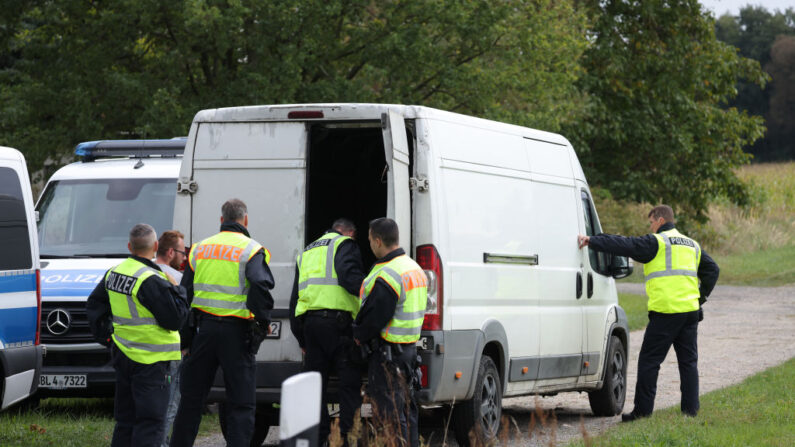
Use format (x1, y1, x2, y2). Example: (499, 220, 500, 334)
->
(643, 229, 701, 313)
(188, 231, 268, 319)
(360, 254, 428, 343)
(295, 233, 360, 318)
(107, 258, 180, 364)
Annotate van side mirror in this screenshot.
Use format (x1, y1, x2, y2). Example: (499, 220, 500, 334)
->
(608, 254, 633, 279)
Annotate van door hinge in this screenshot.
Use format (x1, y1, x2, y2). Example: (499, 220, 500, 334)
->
(177, 179, 198, 195)
(409, 176, 429, 192)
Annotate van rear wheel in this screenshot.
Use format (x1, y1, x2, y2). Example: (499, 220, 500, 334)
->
(588, 335, 627, 416)
(452, 356, 502, 446)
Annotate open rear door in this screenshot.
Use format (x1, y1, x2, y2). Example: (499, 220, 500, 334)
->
(382, 110, 411, 239)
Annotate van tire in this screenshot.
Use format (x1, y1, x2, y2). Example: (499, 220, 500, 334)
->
(588, 335, 627, 416)
(218, 402, 271, 446)
(452, 356, 502, 446)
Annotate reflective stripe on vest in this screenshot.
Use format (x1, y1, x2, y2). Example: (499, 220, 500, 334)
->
(360, 255, 428, 343)
(295, 233, 360, 317)
(106, 258, 181, 364)
(643, 229, 701, 313)
(189, 232, 268, 318)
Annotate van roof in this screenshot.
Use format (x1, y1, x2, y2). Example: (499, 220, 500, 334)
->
(0, 146, 24, 163)
(192, 103, 570, 147)
(47, 157, 182, 182)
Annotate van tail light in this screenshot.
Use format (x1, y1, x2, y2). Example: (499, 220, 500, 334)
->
(416, 244, 443, 331)
(287, 111, 324, 119)
(35, 269, 42, 345)
(419, 364, 429, 388)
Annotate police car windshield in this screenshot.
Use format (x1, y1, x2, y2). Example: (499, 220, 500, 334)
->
(37, 178, 176, 258)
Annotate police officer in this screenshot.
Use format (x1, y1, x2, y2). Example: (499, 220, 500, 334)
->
(353, 218, 427, 447)
(289, 218, 365, 445)
(87, 223, 189, 447)
(578, 205, 719, 421)
(170, 199, 275, 447)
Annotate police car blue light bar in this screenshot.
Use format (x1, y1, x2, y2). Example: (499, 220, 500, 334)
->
(74, 138, 186, 161)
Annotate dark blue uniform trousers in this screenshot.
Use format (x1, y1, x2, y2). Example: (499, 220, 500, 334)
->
(111, 347, 171, 447)
(634, 310, 700, 416)
(368, 342, 418, 447)
(302, 312, 363, 442)
(170, 317, 256, 447)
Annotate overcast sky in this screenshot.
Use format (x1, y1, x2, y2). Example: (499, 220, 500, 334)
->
(700, 0, 795, 16)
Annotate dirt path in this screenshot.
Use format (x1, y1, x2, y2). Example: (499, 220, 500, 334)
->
(195, 284, 795, 446)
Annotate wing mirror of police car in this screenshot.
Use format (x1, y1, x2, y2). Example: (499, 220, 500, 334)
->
(608, 254, 634, 279)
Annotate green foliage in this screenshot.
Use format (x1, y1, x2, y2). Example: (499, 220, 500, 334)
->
(0, 0, 588, 180)
(567, 357, 795, 447)
(570, 0, 768, 225)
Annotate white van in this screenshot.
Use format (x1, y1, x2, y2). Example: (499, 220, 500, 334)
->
(34, 139, 184, 399)
(0, 146, 43, 410)
(174, 104, 632, 444)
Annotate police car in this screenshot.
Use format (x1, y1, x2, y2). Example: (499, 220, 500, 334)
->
(0, 146, 43, 410)
(34, 139, 184, 398)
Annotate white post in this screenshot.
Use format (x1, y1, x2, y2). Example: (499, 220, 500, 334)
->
(279, 371, 322, 447)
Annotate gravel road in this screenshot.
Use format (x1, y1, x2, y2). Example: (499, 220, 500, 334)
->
(195, 283, 795, 446)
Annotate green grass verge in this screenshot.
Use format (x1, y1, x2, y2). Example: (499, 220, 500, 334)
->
(568, 357, 795, 447)
(0, 398, 220, 447)
(712, 244, 795, 287)
(618, 244, 795, 287)
(618, 292, 648, 331)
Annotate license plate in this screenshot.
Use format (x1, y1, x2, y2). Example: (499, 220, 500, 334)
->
(265, 320, 281, 339)
(39, 374, 87, 389)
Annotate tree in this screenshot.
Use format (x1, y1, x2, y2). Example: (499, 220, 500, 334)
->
(0, 0, 588, 179)
(766, 35, 795, 160)
(714, 6, 795, 161)
(570, 0, 767, 225)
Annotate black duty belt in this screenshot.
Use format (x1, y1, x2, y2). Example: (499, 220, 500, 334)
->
(304, 309, 351, 319)
(197, 312, 251, 326)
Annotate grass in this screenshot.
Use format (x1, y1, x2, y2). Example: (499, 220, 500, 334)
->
(567, 357, 795, 447)
(0, 398, 220, 447)
(617, 244, 795, 287)
(618, 292, 648, 331)
(596, 161, 795, 287)
(710, 244, 795, 287)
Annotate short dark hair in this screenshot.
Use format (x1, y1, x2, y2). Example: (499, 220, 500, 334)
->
(648, 205, 675, 223)
(369, 217, 399, 247)
(129, 223, 156, 252)
(332, 218, 356, 234)
(222, 199, 247, 222)
(157, 230, 185, 257)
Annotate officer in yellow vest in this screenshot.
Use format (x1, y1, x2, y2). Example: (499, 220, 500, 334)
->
(353, 218, 427, 447)
(87, 223, 189, 447)
(170, 199, 275, 447)
(289, 218, 365, 445)
(578, 205, 719, 421)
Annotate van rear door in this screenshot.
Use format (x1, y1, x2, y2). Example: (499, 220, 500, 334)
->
(382, 111, 411, 236)
(185, 122, 306, 355)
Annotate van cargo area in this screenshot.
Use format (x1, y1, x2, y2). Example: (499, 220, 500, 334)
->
(306, 123, 405, 265)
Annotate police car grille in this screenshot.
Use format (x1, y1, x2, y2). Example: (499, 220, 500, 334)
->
(40, 301, 94, 344)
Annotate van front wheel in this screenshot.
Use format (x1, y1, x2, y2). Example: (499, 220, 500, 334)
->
(452, 356, 502, 446)
(588, 335, 627, 416)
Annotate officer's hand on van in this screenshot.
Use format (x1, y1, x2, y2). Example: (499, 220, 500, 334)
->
(578, 235, 590, 249)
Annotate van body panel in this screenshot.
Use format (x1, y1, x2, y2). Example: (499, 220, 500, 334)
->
(176, 104, 628, 412)
(0, 146, 42, 410)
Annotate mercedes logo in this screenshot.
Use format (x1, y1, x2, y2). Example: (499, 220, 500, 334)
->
(46, 309, 72, 336)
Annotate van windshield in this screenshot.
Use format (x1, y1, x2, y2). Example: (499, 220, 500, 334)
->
(37, 178, 176, 258)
